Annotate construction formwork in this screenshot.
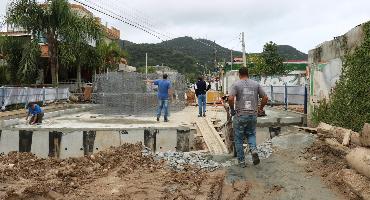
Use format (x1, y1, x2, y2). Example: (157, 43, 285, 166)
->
(93, 72, 187, 115)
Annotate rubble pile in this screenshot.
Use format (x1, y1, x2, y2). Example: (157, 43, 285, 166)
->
(155, 151, 232, 171)
(246, 140, 273, 162)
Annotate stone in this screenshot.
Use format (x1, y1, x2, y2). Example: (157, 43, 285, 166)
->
(346, 147, 370, 179)
(47, 191, 64, 200)
(361, 123, 370, 147)
(317, 122, 334, 135)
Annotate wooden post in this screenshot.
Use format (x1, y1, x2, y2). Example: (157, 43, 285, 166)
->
(19, 130, 33, 152)
(83, 131, 96, 156)
(176, 127, 190, 152)
(223, 103, 234, 154)
(144, 129, 157, 152)
(49, 131, 62, 158)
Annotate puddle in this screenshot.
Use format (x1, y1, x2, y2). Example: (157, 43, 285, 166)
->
(0, 129, 191, 159)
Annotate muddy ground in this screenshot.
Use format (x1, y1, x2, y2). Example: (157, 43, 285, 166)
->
(0, 129, 364, 200)
(0, 144, 249, 200)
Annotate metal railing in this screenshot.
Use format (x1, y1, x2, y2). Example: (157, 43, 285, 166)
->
(262, 85, 308, 114)
(0, 86, 69, 110)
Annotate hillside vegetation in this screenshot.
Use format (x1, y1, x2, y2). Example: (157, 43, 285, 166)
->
(122, 37, 307, 78)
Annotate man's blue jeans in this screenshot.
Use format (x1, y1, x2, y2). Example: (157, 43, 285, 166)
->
(157, 99, 169, 118)
(198, 94, 206, 115)
(233, 115, 257, 162)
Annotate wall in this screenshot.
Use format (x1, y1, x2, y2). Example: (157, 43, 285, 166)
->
(307, 23, 365, 124)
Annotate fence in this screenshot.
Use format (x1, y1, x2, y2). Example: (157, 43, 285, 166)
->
(0, 87, 69, 110)
(262, 85, 308, 113)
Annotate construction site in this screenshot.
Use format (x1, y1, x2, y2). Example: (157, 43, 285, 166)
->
(0, 66, 369, 199)
(1, 0, 370, 200)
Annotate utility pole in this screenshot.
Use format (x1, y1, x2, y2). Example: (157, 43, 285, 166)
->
(214, 40, 217, 77)
(145, 53, 148, 78)
(241, 32, 247, 68)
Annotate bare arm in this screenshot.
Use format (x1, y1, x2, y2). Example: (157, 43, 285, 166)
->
(144, 80, 154, 84)
(228, 95, 235, 111)
(259, 95, 269, 113)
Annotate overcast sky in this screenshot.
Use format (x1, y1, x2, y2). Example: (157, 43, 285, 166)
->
(1, 0, 370, 53)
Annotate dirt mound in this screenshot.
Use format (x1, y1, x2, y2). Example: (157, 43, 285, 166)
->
(304, 141, 360, 200)
(0, 144, 250, 199)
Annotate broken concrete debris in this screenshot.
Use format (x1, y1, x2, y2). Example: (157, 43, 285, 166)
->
(346, 147, 370, 179)
(361, 123, 370, 147)
(142, 147, 231, 171)
(245, 140, 273, 162)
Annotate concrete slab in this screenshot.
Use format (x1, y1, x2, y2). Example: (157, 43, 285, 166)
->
(60, 131, 84, 159)
(0, 104, 98, 129)
(0, 130, 19, 154)
(31, 131, 50, 158)
(94, 131, 121, 153)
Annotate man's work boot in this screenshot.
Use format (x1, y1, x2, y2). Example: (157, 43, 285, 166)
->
(203, 113, 206, 117)
(251, 151, 260, 165)
(198, 114, 202, 117)
(164, 117, 169, 122)
(156, 116, 160, 122)
(238, 160, 247, 168)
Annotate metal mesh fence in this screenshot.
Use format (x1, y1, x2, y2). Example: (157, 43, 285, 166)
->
(93, 72, 187, 116)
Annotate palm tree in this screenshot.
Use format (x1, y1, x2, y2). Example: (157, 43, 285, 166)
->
(6, 0, 102, 85)
(97, 42, 127, 73)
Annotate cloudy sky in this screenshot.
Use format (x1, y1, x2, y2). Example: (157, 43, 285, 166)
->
(1, 0, 370, 53)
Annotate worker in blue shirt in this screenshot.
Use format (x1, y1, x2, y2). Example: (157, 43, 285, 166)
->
(146, 74, 173, 122)
(26, 102, 44, 125)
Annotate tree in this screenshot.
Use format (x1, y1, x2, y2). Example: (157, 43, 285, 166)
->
(6, 0, 102, 85)
(18, 40, 41, 84)
(260, 41, 285, 76)
(0, 36, 41, 85)
(0, 36, 27, 84)
(97, 42, 125, 73)
(248, 54, 266, 76)
(59, 13, 102, 89)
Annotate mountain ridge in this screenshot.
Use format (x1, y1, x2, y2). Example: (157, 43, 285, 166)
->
(121, 37, 307, 76)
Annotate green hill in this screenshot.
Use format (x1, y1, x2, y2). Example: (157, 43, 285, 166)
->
(277, 45, 308, 60)
(122, 37, 307, 77)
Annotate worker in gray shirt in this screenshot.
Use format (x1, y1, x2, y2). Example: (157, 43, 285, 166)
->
(228, 67, 269, 167)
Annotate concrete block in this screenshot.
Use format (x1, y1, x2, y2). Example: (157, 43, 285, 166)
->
(346, 147, 370, 179)
(59, 131, 84, 159)
(317, 122, 334, 135)
(0, 130, 19, 154)
(94, 131, 120, 153)
(31, 131, 49, 158)
(156, 129, 177, 152)
(279, 116, 302, 125)
(361, 123, 370, 147)
(120, 129, 144, 145)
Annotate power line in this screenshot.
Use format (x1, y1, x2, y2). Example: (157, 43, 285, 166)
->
(83, 0, 172, 40)
(72, 0, 240, 65)
(71, 0, 166, 41)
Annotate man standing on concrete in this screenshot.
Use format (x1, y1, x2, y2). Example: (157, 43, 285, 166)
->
(26, 102, 44, 125)
(147, 74, 172, 122)
(228, 67, 269, 167)
(194, 76, 211, 117)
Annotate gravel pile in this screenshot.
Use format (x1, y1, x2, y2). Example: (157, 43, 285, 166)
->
(142, 148, 232, 171)
(245, 140, 273, 162)
(142, 140, 273, 170)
